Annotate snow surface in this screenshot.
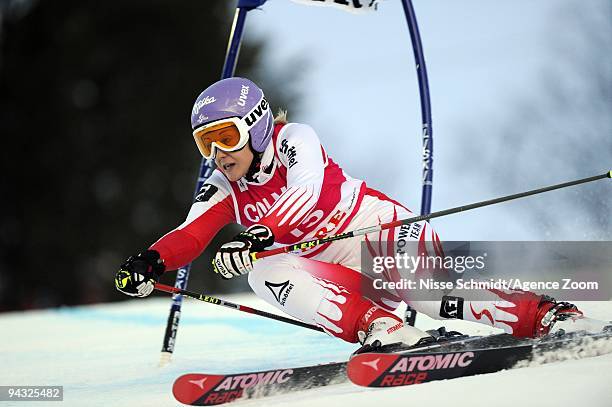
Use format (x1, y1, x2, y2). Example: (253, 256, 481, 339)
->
(2, 296, 611, 407)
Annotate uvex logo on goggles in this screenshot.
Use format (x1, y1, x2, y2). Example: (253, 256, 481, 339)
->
(243, 97, 269, 128)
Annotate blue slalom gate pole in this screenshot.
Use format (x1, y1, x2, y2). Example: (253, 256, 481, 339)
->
(159, 0, 268, 366)
(401, 0, 433, 216)
(400, 0, 433, 326)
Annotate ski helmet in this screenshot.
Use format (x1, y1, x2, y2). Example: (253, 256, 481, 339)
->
(190, 77, 274, 157)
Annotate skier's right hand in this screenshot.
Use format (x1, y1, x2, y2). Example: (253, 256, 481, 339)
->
(213, 224, 274, 279)
(115, 250, 166, 297)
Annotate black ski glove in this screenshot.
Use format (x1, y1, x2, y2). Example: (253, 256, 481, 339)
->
(115, 250, 165, 297)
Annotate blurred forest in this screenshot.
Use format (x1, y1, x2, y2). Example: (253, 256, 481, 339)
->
(454, 0, 611, 239)
(0, 0, 302, 311)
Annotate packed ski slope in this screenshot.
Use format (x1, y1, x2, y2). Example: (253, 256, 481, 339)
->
(2, 295, 611, 407)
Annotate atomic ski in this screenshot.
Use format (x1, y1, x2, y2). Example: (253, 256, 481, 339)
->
(172, 329, 488, 405)
(172, 328, 612, 404)
(171, 329, 478, 405)
(172, 361, 347, 405)
(347, 329, 612, 388)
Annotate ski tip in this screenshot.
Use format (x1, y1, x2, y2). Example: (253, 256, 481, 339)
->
(607, 170, 612, 178)
(347, 353, 398, 387)
(173, 374, 200, 405)
(173, 373, 228, 406)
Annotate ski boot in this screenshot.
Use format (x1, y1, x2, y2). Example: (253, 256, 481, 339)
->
(535, 296, 610, 337)
(355, 307, 431, 354)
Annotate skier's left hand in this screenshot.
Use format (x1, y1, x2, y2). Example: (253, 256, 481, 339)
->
(213, 224, 274, 279)
(115, 250, 166, 297)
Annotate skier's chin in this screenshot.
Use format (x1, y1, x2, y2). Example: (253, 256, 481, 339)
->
(226, 173, 242, 182)
(223, 165, 244, 182)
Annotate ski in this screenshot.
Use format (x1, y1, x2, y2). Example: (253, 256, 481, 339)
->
(172, 328, 612, 404)
(172, 361, 347, 405)
(171, 329, 490, 405)
(347, 329, 612, 388)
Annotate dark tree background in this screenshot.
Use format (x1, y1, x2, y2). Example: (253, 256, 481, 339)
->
(0, 0, 301, 311)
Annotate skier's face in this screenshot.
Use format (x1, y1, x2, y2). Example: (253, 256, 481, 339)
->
(215, 146, 254, 182)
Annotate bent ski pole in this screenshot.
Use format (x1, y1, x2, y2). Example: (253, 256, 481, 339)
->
(155, 283, 325, 333)
(254, 171, 612, 260)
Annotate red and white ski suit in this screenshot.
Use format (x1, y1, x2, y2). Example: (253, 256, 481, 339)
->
(151, 123, 546, 341)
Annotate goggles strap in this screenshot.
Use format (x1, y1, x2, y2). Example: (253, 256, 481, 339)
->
(245, 150, 262, 182)
(245, 145, 274, 183)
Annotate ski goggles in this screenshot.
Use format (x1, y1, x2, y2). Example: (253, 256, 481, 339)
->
(192, 117, 250, 159)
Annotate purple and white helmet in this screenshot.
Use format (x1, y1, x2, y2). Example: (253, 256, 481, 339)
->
(190, 77, 274, 153)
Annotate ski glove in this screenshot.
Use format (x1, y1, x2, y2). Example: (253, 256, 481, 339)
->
(115, 250, 165, 297)
(213, 224, 275, 279)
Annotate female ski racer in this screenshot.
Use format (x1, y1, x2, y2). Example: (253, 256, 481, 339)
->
(115, 77, 602, 351)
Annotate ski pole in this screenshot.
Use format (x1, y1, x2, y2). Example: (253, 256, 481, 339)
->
(254, 171, 612, 260)
(155, 283, 325, 333)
